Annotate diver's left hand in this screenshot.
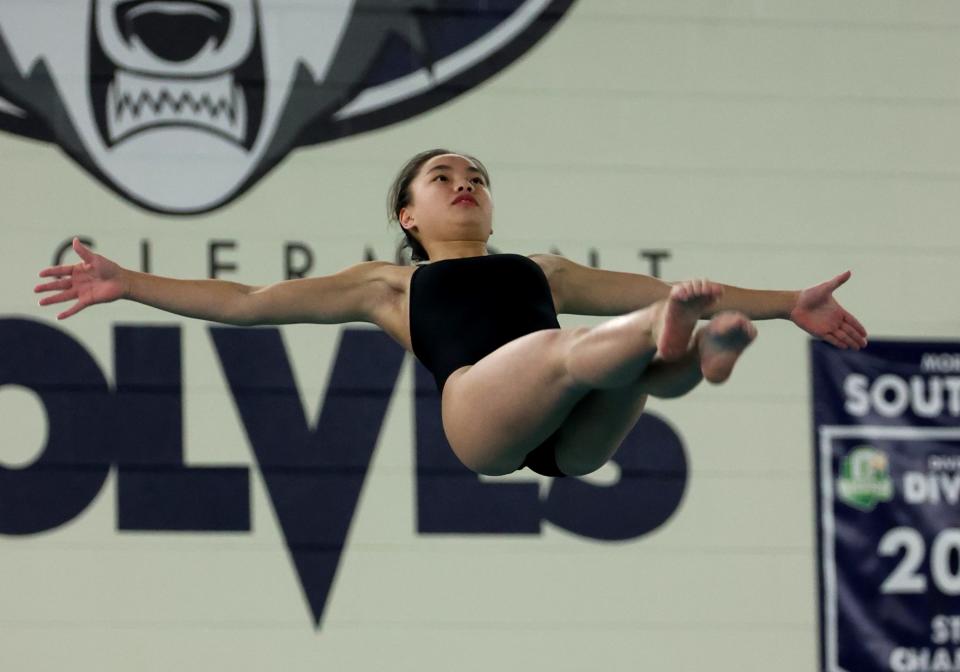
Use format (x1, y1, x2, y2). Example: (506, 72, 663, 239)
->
(789, 271, 868, 350)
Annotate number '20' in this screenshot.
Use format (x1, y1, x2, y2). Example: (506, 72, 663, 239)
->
(879, 528, 960, 595)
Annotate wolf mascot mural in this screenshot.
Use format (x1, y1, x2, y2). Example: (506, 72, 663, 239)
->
(0, 0, 574, 214)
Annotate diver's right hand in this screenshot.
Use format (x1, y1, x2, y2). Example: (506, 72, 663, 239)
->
(34, 237, 127, 320)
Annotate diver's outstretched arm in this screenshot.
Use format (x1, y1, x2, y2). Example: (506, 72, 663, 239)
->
(708, 271, 867, 350)
(35, 237, 391, 326)
(545, 254, 866, 350)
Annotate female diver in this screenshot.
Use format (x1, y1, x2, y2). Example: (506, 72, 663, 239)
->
(34, 149, 868, 478)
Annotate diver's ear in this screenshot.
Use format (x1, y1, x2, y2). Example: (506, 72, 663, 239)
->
(399, 207, 415, 230)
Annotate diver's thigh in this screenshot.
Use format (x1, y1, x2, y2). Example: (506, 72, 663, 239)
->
(441, 328, 590, 475)
(552, 383, 649, 476)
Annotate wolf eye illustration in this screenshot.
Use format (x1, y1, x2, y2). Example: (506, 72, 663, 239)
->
(0, 0, 574, 214)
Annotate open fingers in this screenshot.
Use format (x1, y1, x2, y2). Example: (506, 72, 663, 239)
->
(34, 278, 72, 293)
(828, 270, 851, 291)
(823, 333, 847, 349)
(72, 237, 95, 263)
(831, 317, 868, 349)
(840, 321, 867, 348)
(843, 311, 867, 339)
(834, 328, 860, 349)
(57, 302, 87, 320)
(38, 288, 77, 306)
(38, 264, 76, 278)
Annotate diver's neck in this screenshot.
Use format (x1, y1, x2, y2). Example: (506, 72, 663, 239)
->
(423, 241, 489, 262)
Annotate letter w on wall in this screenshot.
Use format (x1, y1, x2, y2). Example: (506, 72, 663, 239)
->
(212, 326, 405, 627)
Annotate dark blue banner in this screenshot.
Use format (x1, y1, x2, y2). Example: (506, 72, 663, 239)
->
(813, 339, 960, 672)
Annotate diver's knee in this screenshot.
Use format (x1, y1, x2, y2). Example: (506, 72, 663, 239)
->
(554, 451, 605, 477)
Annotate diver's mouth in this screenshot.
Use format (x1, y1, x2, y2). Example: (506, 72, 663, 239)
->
(89, 1, 264, 149)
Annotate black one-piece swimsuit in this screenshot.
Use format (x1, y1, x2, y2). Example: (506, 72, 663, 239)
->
(408, 253, 568, 477)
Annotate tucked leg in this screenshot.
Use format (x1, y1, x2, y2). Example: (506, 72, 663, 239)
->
(551, 312, 757, 476)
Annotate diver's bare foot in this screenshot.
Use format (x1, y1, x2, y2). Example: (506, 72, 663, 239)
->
(656, 280, 723, 361)
(698, 311, 757, 383)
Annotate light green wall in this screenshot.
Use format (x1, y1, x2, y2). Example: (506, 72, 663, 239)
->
(1, 2, 957, 670)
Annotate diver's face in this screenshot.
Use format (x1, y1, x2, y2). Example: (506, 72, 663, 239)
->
(401, 154, 493, 243)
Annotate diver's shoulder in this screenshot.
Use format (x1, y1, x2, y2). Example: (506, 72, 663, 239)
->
(525, 252, 568, 277)
(355, 260, 416, 293)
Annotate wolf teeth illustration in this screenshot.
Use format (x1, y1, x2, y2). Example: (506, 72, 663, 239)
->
(0, 0, 574, 215)
(104, 71, 248, 146)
